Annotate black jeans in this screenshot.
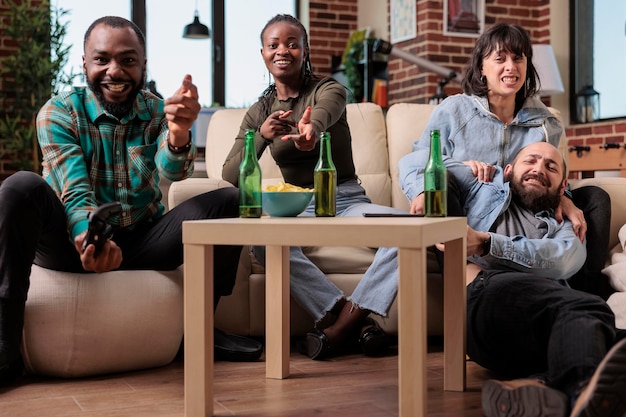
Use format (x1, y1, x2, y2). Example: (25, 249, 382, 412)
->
(0, 171, 242, 303)
(568, 186, 613, 299)
(467, 270, 616, 399)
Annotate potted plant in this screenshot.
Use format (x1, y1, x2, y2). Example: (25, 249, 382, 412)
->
(0, 0, 77, 177)
(341, 28, 370, 103)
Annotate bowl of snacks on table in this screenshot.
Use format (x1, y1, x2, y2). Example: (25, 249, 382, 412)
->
(262, 182, 314, 217)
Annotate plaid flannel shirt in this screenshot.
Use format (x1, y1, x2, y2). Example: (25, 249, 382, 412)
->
(37, 86, 196, 239)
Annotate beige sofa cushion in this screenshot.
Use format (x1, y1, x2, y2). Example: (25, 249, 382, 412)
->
(346, 102, 391, 206)
(22, 266, 183, 378)
(203, 107, 247, 181)
(386, 103, 436, 211)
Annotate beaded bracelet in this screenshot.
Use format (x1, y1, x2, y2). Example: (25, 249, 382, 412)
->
(168, 131, 192, 154)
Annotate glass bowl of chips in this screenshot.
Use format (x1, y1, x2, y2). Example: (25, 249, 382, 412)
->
(262, 182, 314, 217)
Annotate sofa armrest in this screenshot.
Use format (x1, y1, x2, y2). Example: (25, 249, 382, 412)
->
(168, 177, 235, 210)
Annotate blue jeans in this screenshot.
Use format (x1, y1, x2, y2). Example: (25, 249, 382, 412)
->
(253, 179, 405, 322)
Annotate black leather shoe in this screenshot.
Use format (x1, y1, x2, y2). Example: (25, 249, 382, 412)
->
(303, 328, 332, 360)
(358, 318, 388, 357)
(214, 328, 263, 362)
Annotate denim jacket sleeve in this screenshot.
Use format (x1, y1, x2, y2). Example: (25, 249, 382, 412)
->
(472, 218, 586, 280)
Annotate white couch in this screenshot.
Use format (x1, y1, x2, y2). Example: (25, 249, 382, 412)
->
(21, 102, 626, 378)
(169, 102, 626, 339)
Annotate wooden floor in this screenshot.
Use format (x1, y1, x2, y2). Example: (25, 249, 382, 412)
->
(0, 340, 493, 416)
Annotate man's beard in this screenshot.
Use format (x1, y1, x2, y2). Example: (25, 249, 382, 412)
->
(87, 73, 144, 119)
(506, 172, 561, 213)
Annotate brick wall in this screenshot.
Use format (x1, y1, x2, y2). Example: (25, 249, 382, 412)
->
(567, 122, 626, 149)
(566, 121, 626, 177)
(308, 0, 551, 104)
(308, 0, 359, 76)
(308, 0, 625, 176)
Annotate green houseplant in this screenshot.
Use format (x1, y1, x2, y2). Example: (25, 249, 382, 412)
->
(0, 0, 77, 176)
(341, 28, 370, 103)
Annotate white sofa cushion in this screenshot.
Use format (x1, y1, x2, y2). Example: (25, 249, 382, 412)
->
(22, 265, 183, 378)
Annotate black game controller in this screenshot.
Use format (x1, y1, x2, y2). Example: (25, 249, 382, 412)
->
(81, 202, 122, 258)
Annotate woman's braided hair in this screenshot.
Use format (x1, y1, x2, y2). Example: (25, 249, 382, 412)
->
(257, 14, 317, 120)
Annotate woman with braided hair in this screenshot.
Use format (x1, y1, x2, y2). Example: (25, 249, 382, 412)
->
(223, 14, 405, 360)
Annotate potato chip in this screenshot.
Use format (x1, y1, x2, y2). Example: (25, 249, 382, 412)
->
(264, 182, 313, 192)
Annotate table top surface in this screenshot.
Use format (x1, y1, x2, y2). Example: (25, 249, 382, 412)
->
(183, 215, 466, 248)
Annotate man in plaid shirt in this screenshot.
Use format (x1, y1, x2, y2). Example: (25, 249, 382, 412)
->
(0, 16, 261, 384)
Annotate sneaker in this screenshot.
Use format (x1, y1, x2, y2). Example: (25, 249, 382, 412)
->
(482, 378, 568, 417)
(570, 338, 626, 417)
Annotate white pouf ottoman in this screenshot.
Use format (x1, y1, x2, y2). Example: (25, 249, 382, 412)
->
(21, 265, 184, 378)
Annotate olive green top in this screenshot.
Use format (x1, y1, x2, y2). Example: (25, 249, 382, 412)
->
(222, 77, 356, 189)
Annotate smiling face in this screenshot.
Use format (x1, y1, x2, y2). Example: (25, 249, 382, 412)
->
(260, 21, 307, 84)
(481, 46, 527, 100)
(83, 23, 146, 118)
(504, 142, 567, 212)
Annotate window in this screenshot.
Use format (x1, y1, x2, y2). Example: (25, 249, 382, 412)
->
(59, 0, 297, 108)
(571, 0, 626, 121)
(59, 0, 213, 105)
(223, 0, 296, 107)
(146, 1, 213, 105)
(59, 0, 131, 87)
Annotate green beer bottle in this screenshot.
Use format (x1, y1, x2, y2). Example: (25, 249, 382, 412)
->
(314, 131, 337, 217)
(424, 129, 447, 217)
(239, 129, 262, 218)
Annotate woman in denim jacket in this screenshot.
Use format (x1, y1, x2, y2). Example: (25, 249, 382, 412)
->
(398, 22, 612, 298)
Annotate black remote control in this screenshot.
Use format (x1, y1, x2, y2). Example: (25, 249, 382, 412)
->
(82, 202, 122, 258)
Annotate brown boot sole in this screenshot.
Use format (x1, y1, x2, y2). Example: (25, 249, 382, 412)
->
(571, 338, 626, 417)
(482, 379, 568, 417)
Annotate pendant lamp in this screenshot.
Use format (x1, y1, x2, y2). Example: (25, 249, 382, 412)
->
(183, 2, 210, 40)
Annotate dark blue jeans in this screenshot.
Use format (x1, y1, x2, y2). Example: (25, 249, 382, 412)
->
(0, 171, 241, 302)
(466, 269, 616, 398)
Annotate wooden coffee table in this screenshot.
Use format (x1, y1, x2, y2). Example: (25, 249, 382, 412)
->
(182, 216, 467, 417)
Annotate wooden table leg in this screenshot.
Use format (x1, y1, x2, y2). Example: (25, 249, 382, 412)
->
(397, 247, 427, 417)
(265, 245, 290, 379)
(443, 236, 467, 392)
(184, 244, 214, 416)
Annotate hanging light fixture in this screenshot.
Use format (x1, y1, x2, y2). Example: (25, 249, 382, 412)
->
(183, 0, 210, 39)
